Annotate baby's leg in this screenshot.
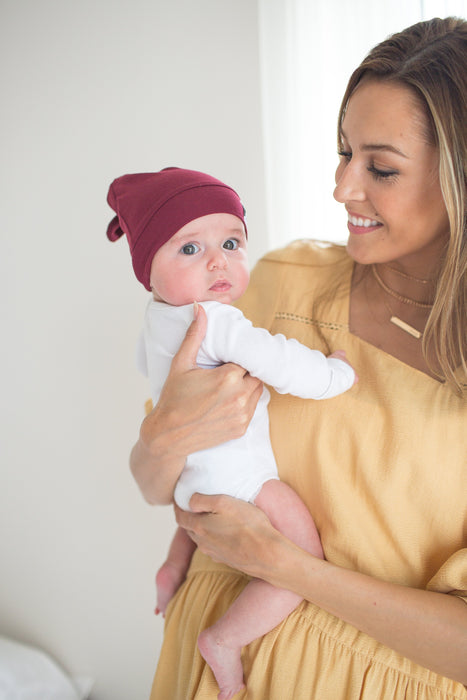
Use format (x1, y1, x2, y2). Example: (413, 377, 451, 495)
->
(198, 480, 323, 699)
(156, 526, 196, 616)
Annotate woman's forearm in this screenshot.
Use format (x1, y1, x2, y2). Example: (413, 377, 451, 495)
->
(263, 536, 467, 685)
(130, 406, 188, 504)
(177, 495, 467, 685)
(130, 441, 177, 505)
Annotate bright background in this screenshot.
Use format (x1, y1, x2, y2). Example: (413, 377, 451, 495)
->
(1, 1, 465, 698)
(260, 0, 467, 248)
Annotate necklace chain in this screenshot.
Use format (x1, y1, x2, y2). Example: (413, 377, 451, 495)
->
(371, 265, 434, 309)
(370, 265, 434, 340)
(384, 264, 435, 284)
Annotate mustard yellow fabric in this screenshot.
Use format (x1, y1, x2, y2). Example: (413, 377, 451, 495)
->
(150, 241, 467, 699)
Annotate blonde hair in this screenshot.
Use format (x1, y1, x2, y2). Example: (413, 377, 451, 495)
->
(338, 17, 467, 395)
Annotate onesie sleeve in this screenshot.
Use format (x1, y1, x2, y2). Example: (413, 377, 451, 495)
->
(199, 302, 355, 399)
(426, 549, 467, 604)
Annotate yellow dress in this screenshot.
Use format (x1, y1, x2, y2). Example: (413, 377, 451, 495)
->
(150, 241, 467, 699)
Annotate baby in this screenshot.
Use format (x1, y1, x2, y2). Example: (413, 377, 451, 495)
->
(107, 167, 356, 700)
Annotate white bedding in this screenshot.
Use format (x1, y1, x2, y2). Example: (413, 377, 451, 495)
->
(0, 636, 93, 700)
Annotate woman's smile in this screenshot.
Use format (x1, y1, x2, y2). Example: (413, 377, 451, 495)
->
(347, 211, 382, 234)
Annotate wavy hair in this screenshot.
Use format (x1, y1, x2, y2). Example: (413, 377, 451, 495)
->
(338, 17, 467, 395)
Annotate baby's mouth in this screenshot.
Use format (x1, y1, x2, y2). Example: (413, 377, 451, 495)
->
(209, 280, 232, 292)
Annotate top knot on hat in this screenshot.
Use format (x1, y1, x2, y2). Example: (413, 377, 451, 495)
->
(106, 167, 247, 290)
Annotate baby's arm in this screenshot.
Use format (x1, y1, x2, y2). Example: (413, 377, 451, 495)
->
(155, 526, 197, 616)
(200, 303, 356, 400)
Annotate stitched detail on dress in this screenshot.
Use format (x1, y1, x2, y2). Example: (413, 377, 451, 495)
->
(275, 311, 348, 332)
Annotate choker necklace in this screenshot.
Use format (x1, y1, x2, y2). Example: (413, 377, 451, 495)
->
(371, 265, 434, 339)
(383, 264, 435, 285)
(371, 265, 434, 308)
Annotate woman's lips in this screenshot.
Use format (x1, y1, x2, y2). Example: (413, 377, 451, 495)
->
(347, 212, 382, 234)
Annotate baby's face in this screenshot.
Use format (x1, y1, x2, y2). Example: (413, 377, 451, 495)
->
(149, 213, 250, 306)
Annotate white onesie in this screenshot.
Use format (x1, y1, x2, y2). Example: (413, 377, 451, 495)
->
(137, 300, 355, 510)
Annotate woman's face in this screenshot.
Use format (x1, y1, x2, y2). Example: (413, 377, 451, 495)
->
(333, 80, 450, 270)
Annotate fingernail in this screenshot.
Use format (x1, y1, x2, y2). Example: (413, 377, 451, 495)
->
(193, 301, 199, 319)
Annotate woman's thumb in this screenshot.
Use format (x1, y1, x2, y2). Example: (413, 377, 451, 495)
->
(170, 302, 207, 372)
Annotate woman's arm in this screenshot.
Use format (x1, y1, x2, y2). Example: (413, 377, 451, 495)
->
(176, 494, 467, 686)
(130, 306, 263, 505)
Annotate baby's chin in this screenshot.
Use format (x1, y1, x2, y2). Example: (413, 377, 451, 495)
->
(156, 289, 244, 306)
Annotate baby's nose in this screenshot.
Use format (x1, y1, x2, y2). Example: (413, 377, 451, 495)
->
(207, 250, 228, 270)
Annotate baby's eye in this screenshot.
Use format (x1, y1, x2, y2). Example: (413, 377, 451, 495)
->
(180, 243, 200, 255)
(223, 238, 239, 250)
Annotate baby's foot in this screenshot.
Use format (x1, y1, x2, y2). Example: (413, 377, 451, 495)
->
(198, 628, 245, 700)
(155, 562, 186, 616)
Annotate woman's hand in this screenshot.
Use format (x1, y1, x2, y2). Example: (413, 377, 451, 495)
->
(175, 493, 283, 580)
(130, 305, 264, 505)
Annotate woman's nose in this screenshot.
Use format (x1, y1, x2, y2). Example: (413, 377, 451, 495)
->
(333, 160, 366, 204)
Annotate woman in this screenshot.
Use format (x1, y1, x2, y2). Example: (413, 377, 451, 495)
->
(131, 17, 467, 699)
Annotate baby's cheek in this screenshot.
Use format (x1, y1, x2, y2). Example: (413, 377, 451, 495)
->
(237, 265, 250, 295)
(164, 276, 197, 305)
(151, 269, 197, 306)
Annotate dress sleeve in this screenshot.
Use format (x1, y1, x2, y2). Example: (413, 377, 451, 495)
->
(426, 549, 467, 604)
(199, 302, 355, 399)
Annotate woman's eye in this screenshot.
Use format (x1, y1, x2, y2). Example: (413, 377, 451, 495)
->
(223, 238, 239, 250)
(367, 165, 398, 181)
(180, 243, 200, 255)
(338, 150, 352, 162)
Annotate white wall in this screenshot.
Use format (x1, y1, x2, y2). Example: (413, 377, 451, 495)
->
(0, 2, 267, 698)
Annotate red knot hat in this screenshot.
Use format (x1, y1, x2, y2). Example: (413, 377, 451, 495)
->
(106, 167, 247, 290)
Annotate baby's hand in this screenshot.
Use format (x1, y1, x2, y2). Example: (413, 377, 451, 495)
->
(329, 350, 358, 385)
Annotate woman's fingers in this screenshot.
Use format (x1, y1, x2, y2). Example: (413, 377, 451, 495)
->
(169, 303, 208, 373)
(174, 494, 277, 575)
(188, 492, 218, 513)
